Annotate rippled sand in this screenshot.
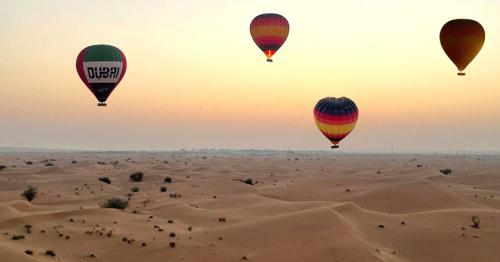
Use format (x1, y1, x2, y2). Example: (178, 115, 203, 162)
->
(1, 151, 499, 262)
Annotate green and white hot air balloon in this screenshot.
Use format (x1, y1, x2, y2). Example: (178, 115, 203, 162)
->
(76, 45, 127, 106)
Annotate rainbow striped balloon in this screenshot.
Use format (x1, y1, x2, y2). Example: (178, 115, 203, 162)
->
(250, 13, 289, 62)
(314, 97, 359, 148)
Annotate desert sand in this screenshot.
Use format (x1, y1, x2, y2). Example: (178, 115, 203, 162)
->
(0, 151, 499, 262)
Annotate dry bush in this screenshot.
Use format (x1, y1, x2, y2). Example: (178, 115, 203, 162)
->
(21, 186, 38, 202)
(98, 177, 111, 184)
(100, 197, 128, 210)
(129, 172, 143, 182)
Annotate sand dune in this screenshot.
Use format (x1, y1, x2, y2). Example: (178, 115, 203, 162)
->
(0, 152, 499, 261)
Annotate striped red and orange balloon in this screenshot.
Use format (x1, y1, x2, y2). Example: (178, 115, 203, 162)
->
(314, 97, 358, 148)
(250, 13, 289, 62)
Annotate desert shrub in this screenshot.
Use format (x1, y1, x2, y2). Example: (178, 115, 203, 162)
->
(12, 235, 25, 240)
(440, 169, 452, 175)
(25, 224, 32, 234)
(21, 186, 38, 202)
(45, 250, 56, 256)
(24, 250, 33, 255)
(0, 165, 6, 171)
(131, 186, 140, 192)
(98, 177, 111, 184)
(163, 177, 172, 183)
(241, 178, 254, 185)
(471, 215, 480, 228)
(45, 163, 54, 167)
(129, 172, 143, 182)
(100, 197, 128, 210)
(160, 187, 167, 192)
(25, 161, 33, 165)
(125, 193, 133, 200)
(71, 160, 78, 164)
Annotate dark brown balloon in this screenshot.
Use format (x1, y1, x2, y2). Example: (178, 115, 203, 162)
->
(440, 19, 485, 76)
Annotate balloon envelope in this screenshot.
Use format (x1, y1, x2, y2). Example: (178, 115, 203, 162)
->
(314, 97, 358, 148)
(440, 19, 485, 75)
(250, 13, 289, 62)
(76, 45, 127, 106)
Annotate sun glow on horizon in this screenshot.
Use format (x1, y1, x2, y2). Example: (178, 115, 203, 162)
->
(1, 0, 500, 152)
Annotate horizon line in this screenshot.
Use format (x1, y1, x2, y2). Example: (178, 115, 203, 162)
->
(1, 146, 499, 155)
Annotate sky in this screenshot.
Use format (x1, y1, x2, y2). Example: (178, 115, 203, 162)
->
(1, 0, 500, 152)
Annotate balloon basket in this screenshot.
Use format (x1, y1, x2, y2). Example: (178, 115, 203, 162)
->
(457, 72, 465, 76)
(98, 103, 107, 107)
(267, 59, 273, 62)
(331, 145, 339, 149)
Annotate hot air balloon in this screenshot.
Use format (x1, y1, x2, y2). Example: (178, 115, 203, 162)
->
(250, 13, 289, 62)
(314, 97, 358, 149)
(440, 19, 485, 76)
(76, 45, 127, 106)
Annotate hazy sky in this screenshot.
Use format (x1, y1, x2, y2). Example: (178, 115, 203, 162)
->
(1, 0, 500, 152)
